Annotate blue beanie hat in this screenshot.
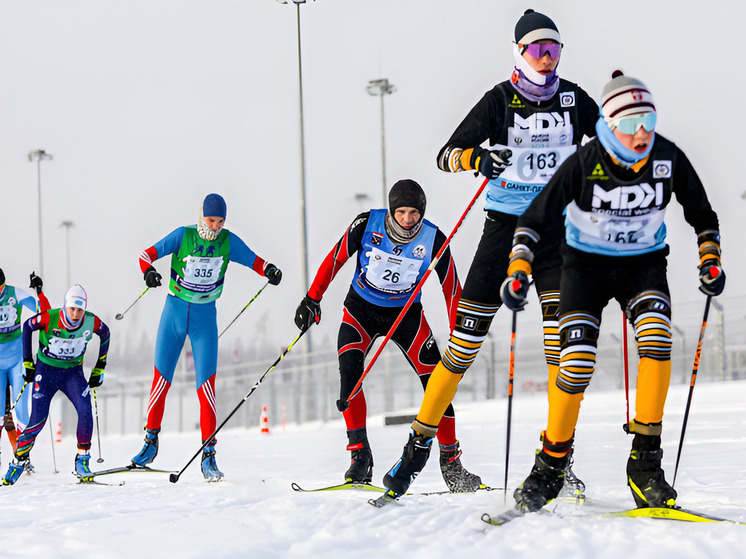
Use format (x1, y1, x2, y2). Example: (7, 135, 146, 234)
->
(203, 193, 227, 219)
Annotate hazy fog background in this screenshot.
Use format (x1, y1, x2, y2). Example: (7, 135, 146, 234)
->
(2, 0, 744, 371)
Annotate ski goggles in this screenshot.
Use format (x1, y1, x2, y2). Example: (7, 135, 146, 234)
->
(610, 112, 657, 134)
(520, 42, 562, 59)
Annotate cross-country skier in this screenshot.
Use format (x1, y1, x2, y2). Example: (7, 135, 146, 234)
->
(504, 70, 724, 512)
(3, 284, 110, 484)
(130, 193, 282, 480)
(294, 180, 483, 492)
(384, 9, 598, 497)
(0, 270, 49, 466)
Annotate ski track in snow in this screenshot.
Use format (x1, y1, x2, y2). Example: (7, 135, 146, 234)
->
(2, 380, 745, 558)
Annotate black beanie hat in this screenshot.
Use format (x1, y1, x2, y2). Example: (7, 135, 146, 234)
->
(388, 179, 426, 217)
(0, 268, 4, 286)
(514, 9, 561, 45)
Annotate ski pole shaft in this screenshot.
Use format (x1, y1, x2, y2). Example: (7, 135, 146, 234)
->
(622, 312, 630, 426)
(169, 329, 307, 483)
(345, 177, 490, 404)
(92, 387, 104, 463)
(115, 287, 149, 320)
(504, 310, 517, 502)
(49, 420, 58, 473)
(9, 381, 29, 412)
(218, 281, 270, 339)
(672, 295, 711, 488)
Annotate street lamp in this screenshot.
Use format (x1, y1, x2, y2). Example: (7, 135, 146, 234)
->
(277, 0, 313, 352)
(366, 78, 396, 206)
(61, 221, 74, 287)
(28, 149, 53, 277)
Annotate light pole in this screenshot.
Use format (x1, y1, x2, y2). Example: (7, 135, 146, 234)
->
(61, 221, 74, 287)
(28, 150, 54, 278)
(366, 78, 396, 206)
(278, 0, 312, 353)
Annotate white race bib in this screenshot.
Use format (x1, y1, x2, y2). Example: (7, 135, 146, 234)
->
(183, 256, 224, 286)
(364, 247, 421, 293)
(47, 336, 87, 360)
(0, 305, 17, 329)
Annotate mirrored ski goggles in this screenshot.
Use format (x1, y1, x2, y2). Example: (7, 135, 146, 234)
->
(520, 42, 562, 59)
(610, 112, 657, 134)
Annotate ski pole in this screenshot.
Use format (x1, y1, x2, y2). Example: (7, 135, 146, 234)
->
(92, 387, 104, 463)
(9, 381, 29, 412)
(115, 287, 149, 320)
(344, 176, 491, 405)
(218, 281, 270, 339)
(504, 310, 517, 501)
(49, 419, 58, 474)
(169, 329, 307, 483)
(672, 295, 712, 488)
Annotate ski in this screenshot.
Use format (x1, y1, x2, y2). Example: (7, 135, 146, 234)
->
(367, 484, 500, 507)
(91, 464, 176, 477)
(481, 506, 529, 525)
(78, 478, 126, 487)
(603, 506, 746, 525)
(291, 481, 386, 493)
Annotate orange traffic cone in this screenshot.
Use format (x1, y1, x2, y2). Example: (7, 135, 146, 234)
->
(260, 405, 270, 434)
(55, 421, 62, 443)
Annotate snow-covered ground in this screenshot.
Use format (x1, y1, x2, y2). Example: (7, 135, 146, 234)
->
(3, 379, 745, 559)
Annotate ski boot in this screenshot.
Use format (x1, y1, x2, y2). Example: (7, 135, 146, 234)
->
(627, 432, 677, 508)
(75, 452, 93, 482)
(514, 449, 570, 512)
(24, 459, 35, 475)
(559, 448, 586, 499)
(383, 429, 433, 496)
(3, 455, 29, 486)
(439, 441, 482, 492)
(201, 444, 224, 481)
(131, 427, 160, 467)
(344, 428, 373, 483)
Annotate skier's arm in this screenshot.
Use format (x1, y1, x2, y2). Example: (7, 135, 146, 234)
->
(437, 89, 503, 173)
(227, 231, 282, 286)
(139, 227, 185, 273)
(432, 230, 462, 331)
(22, 313, 47, 362)
(16, 288, 38, 314)
(92, 316, 110, 368)
(307, 212, 368, 302)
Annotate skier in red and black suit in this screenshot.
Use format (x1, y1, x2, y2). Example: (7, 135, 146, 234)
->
(384, 9, 598, 497)
(505, 71, 724, 512)
(294, 180, 483, 492)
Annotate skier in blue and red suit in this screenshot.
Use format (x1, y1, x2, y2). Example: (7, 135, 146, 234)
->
(131, 193, 282, 480)
(294, 179, 483, 492)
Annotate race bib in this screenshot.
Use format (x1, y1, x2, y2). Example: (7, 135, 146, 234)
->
(183, 256, 224, 286)
(497, 144, 577, 186)
(0, 305, 18, 330)
(364, 247, 421, 293)
(47, 336, 87, 360)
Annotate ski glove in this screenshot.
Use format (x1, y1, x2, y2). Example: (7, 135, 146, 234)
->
(471, 148, 512, 180)
(144, 266, 162, 288)
(264, 264, 282, 286)
(500, 271, 530, 312)
(23, 360, 35, 384)
(294, 295, 321, 331)
(29, 271, 43, 295)
(88, 367, 105, 388)
(698, 260, 726, 297)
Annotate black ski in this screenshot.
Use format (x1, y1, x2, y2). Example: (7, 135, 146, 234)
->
(91, 464, 175, 477)
(367, 484, 500, 507)
(78, 478, 125, 487)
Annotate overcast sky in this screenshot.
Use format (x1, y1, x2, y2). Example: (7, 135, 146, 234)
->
(2, 0, 745, 360)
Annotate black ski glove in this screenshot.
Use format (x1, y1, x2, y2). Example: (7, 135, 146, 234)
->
(29, 271, 43, 295)
(265, 264, 282, 286)
(23, 360, 36, 384)
(294, 295, 321, 331)
(144, 266, 162, 288)
(698, 260, 726, 297)
(471, 148, 512, 180)
(500, 271, 530, 312)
